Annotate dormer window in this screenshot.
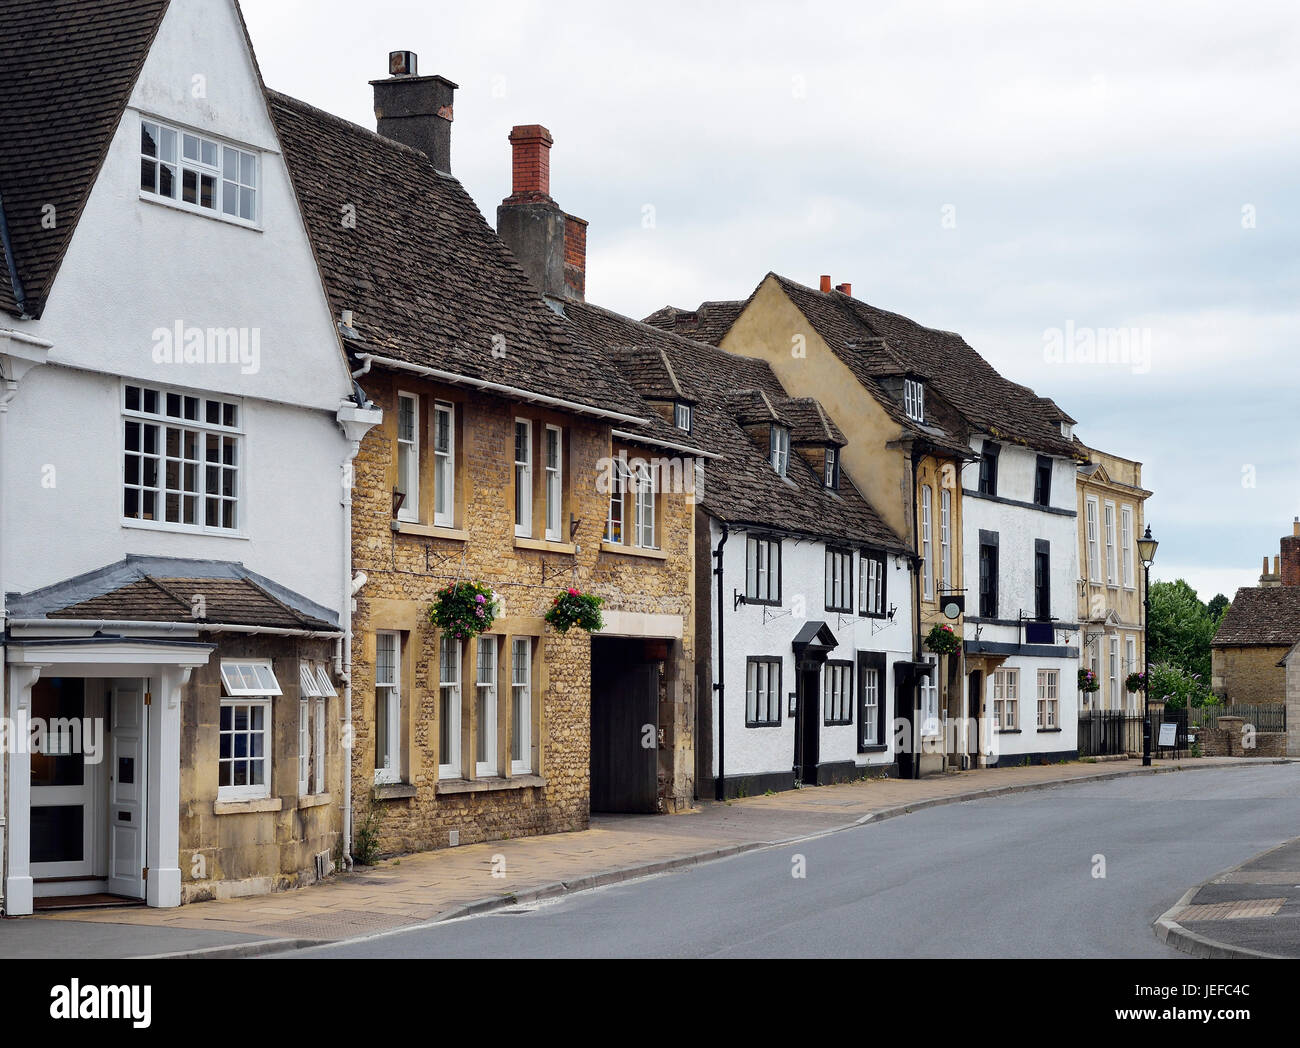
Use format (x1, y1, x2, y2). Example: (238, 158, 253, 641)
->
(903, 379, 925, 423)
(674, 402, 693, 433)
(141, 117, 259, 225)
(824, 447, 840, 489)
(770, 425, 790, 477)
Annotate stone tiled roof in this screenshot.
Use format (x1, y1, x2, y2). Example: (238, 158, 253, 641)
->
(770, 275, 1078, 457)
(1212, 587, 1300, 649)
(0, 0, 172, 317)
(9, 556, 339, 631)
(782, 398, 847, 447)
(643, 301, 746, 347)
(563, 300, 909, 553)
(266, 91, 645, 421)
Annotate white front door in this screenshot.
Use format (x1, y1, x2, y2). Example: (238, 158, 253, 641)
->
(29, 678, 97, 882)
(107, 681, 148, 900)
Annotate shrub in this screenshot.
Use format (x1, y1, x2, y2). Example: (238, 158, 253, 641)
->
(545, 588, 605, 634)
(429, 581, 499, 640)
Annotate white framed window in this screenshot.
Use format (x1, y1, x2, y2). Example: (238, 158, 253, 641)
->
(746, 535, 781, 604)
(375, 632, 402, 785)
(940, 488, 952, 593)
(297, 660, 328, 798)
(770, 425, 790, 477)
(825, 549, 852, 612)
(824, 662, 853, 725)
(220, 698, 271, 801)
(434, 401, 455, 528)
(514, 420, 533, 538)
(220, 661, 282, 697)
(439, 634, 462, 779)
(904, 379, 925, 422)
(1121, 505, 1135, 588)
(746, 658, 782, 727)
(674, 402, 693, 432)
(993, 669, 1018, 730)
(1104, 501, 1118, 586)
(1109, 637, 1121, 710)
(123, 383, 241, 532)
(634, 460, 657, 549)
(315, 664, 337, 697)
(313, 697, 325, 795)
(921, 658, 940, 737)
(298, 697, 311, 796)
(1037, 669, 1059, 730)
(511, 638, 533, 775)
(606, 458, 629, 544)
(860, 553, 885, 616)
(1126, 636, 1138, 712)
(824, 448, 839, 489)
(861, 668, 880, 744)
(921, 485, 934, 601)
(476, 636, 499, 777)
(545, 425, 563, 542)
(140, 117, 259, 224)
(1085, 497, 1101, 583)
(396, 393, 420, 522)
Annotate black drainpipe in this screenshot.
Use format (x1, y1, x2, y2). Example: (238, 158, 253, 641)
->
(713, 521, 730, 801)
(910, 447, 924, 780)
(0, 189, 30, 317)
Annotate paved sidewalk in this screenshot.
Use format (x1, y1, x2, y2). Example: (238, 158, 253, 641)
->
(1156, 836, 1300, 959)
(5, 755, 1289, 958)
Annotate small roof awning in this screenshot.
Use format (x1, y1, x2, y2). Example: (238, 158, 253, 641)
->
(792, 621, 839, 659)
(894, 660, 937, 685)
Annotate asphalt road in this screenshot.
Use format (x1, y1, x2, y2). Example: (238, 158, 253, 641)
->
(288, 764, 1300, 959)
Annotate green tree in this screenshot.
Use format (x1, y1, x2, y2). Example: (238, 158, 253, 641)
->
(1147, 579, 1218, 681)
(1207, 593, 1230, 623)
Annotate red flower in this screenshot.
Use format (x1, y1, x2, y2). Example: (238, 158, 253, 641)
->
(568, 588, 580, 597)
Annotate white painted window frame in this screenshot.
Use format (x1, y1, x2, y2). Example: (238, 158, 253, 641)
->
(823, 662, 853, 725)
(545, 424, 563, 542)
(439, 633, 462, 779)
(511, 637, 533, 775)
(634, 460, 657, 550)
(746, 535, 780, 603)
(476, 636, 499, 777)
(862, 668, 880, 742)
(994, 668, 1018, 730)
(770, 425, 790, 477)
(218, 696, 272, 802)
(606, 458, 628, 544)
(674, 402, 693, 432)
(374, 631, 402, 786)
(940, 488, 952, 593)
(904, 379, 925, 422)
(1104, 500, 1118, 587)
(1121, 504, 1135, 589)
(825, 548, 852, 612)
(921, 485, 934, 601)
(921, 657, 940, 737)
(514, 419, 533, 538)
(1085, 497, 1101, 584)
(139, 115, 260, 227)
(434, 401, 455, 528)
(1109, 637, 1121, 710)
(1037, 669, 1059, 730)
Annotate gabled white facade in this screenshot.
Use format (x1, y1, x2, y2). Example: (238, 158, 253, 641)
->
(961, 438, 1080, 765)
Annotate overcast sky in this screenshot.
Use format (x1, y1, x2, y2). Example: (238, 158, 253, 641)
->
(243, 0, 1300, 602)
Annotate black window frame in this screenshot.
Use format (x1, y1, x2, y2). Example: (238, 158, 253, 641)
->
(1034, 539, 1051, 621)
(1034, 455, 1052, 507)
(823, 659, 854, 726)
(824, 546, 854, 613)
(858, 651, 887, 751)
(978, 530, 999, 618)
(858, 550, 888, 618)
(744, 533, 783, 607)
(978, 442, 1000, 496)
(745, 656, 784, 728)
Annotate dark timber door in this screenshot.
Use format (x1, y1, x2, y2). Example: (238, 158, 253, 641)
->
(895, 675, 915, 779)
(968, 670, 983, 764)
(591, 639, 659, 813)
(795, 666, 821, 785)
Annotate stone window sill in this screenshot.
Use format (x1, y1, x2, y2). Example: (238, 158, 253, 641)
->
(600, 541, 667, 562)
(297, 792, 332, 810)
(373, 783, 418, 801)
(214, 797, 283, 816)
(515, 537, 576, 555)
(436, 775, 546, 796)
(393, 521, 469, 542)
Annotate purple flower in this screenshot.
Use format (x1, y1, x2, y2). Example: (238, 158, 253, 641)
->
(476, 594, 487, 605)
(476, 608, 485, 619)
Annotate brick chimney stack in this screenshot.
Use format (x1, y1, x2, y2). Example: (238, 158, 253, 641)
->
(497, 124, 587, 302)
(371, 52, 457, 173)
(1280, 517, 1300, 586)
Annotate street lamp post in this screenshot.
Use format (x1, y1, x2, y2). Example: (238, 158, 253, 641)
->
(1138, 526, 1159, 767)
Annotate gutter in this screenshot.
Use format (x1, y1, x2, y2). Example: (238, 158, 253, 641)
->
(610, 429, 720, 461)
(357, 353, 648, 427)
(713, 522, 729, 801)
(6, 619, 343, 639)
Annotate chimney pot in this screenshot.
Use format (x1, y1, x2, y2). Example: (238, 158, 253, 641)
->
(371, 55, 458, 173)
(1293, 516, 1299, 537)
(820, 275, 833, 293)
(835, 282, 853, 297)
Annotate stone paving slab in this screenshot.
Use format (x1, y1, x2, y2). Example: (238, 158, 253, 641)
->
(11, 755, 1288, 958)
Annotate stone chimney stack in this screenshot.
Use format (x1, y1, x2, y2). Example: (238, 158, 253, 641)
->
(1280, 518, 1300, 586)
(371, 51, 457, 173)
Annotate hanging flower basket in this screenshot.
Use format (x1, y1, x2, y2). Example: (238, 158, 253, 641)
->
(428, 581, 499, 640)
(924, 623, 961, 657)
(1125, 671, 1146, 694)
(1078, 668, 1101, 694)
(545, 589, 605, 635)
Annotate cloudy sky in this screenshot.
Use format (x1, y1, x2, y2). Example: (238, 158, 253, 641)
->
(243, 0, 1300, 601)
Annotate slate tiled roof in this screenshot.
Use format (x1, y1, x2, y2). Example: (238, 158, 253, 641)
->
(266, 91, 645, 421)
(0, 0, 172, 317)
(783, 398, 847, 447)
(9, 556, 339, 631)
(1212, 587, 1300, 649)
(606, 345, 693, 404)
(563, 300, 909, 553)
